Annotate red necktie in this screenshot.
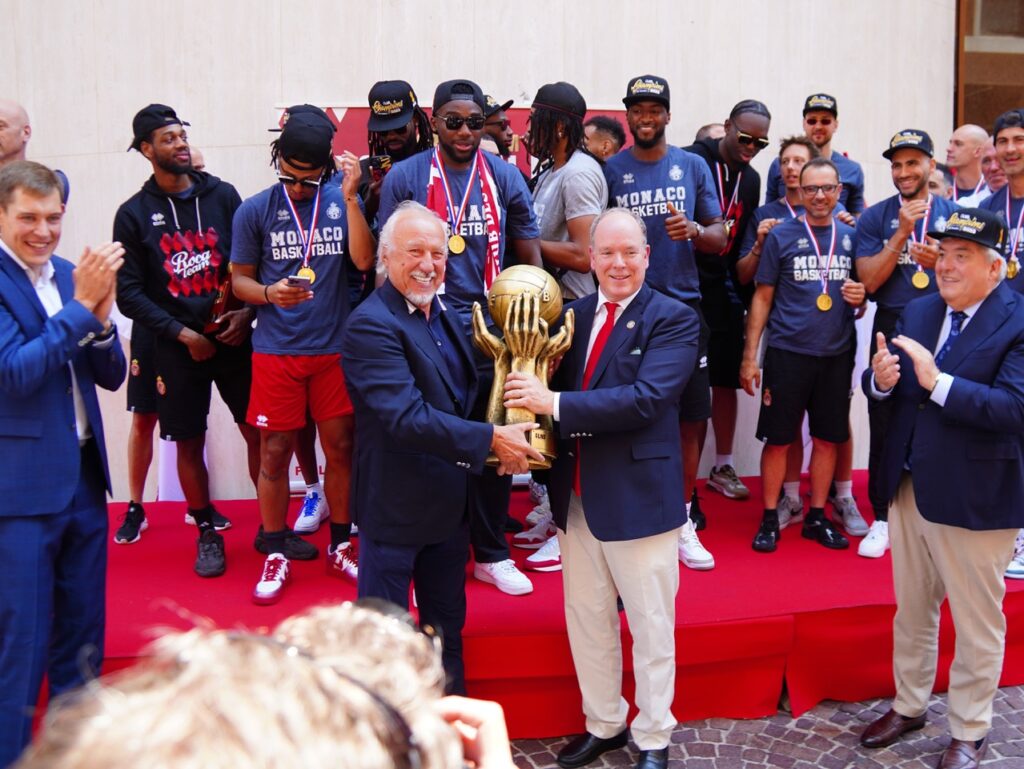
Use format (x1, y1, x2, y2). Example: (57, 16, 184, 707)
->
(575, 302, 619, 496)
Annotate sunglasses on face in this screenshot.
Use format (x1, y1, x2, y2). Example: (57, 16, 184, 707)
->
(435, 114, 485, 131)
(486, 119, 511, 131)
(277, 174, 322, 190)
(805, 117, 834, 127)
(736, 131, 770, 150)
(801, 184, 840, 196)
(380, 123, 412, 136)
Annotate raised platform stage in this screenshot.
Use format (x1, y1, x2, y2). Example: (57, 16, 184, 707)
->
(104, 471, 1024, 739)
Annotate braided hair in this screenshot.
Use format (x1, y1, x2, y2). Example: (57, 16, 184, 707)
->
(367, 105, 433, 159)
(527, 106, 586, 190)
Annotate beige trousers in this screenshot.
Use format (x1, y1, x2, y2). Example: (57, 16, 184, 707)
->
(889, 475, 1018, 740)
(559, 492, 680, 750)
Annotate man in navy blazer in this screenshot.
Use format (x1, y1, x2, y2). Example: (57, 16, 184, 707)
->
(341, 201, 540, 694)
(859, 207, 1024, 769)
(0, 162, 127, 766)
(504, 208, 697, 769)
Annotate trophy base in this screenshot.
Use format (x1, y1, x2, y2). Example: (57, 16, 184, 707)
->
(486, 426, 555, 471)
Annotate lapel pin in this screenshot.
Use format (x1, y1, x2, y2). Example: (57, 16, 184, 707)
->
(626, 320, 636, 329)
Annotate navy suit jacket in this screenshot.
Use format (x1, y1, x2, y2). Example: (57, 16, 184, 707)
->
(0, 250, 126, 516)
(341, 281, 493, 546)
(548, 284, 698, 541)
(864, 282, 1024, 530)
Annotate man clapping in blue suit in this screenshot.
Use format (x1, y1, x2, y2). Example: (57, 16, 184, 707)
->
(0, 162, 126, 765)
(504, 208, 697, 769)
(859, 207, 1024, 769)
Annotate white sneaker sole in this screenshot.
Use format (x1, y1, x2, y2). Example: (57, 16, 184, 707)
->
(525, 561, 562, 572)
(679, 553, 715, 570)
(706, 478, 749, 500)
(114, 518, 149, 545)
(857, 542, 889, 558)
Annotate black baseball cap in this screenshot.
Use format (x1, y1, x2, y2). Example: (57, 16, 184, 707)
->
(268, 103, 330, 133)
(484, 95, 514, 118)
(882, 129, 935, 160)
(803, 94, 838, 116)
(532, 82, 587, 120)
(623, 75, 670, 109)
(128, 104, 189, 151)
(367, 81, 419, 132)
(275, 105, 335, 168)
(432, 79, 486, 113)
(928, 207, 1006, 251)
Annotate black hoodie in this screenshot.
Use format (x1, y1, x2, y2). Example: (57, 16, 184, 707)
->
(114, 171, 242, 339)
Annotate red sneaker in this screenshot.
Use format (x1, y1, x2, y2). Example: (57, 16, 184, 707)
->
(326, 542, 358, 583)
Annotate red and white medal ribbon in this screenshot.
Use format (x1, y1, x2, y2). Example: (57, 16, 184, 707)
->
(281, 183, 321, 270)
(802, 216, 837, 297)
(904, 193, 932, 276)
(715, 163, 742, 220)
(433, 148, 478, 241)
(1007, 192, 1024, 270)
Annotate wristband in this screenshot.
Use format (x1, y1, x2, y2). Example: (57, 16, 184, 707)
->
(264, 285, 271, 304)
(883, 243, 901, 256)
(93, 323, 116, 342)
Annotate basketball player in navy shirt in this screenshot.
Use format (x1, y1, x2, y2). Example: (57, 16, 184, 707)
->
(741, 157, 865, 554)
(604, 74, 724, 569)
(980, 109, 1024, 293)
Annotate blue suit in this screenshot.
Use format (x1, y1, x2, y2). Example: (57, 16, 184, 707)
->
(0, 250, 126, 766)
(865, 282, 1024, 531)
(341, 280, 492, 693)
(548, 284, 698, 540)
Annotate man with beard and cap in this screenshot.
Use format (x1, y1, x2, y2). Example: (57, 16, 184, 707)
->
(115, 104, 260, 574)
(231, 105, 374, 605)
(604, 74, 725, 572)
(854, 129, 960, 558)
(765, 94, 866, 215)
(483, 94, 515, 160)
(378, 78, 542, 596)
(945, 123, 989, 205)
(860, 207, 1024, 769)
(684, 99, 771, 519)
(509, 81, 607, 572)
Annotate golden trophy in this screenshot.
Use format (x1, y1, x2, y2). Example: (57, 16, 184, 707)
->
(472, 265, 575, 469)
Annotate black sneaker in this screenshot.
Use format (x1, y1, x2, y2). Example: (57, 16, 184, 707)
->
(195, 529, 226, 577)
(690, 489, 706, 531)
(184, 508, 232, 531)
(801, 518, 850, 550)
(254, 526, 319, 561)
(114, 502, 148, 544)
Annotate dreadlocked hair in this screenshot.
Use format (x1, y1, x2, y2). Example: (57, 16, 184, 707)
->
(269, 139, 337, 182)
(527, 106, 585, 190)
(367, 106, 434, 158)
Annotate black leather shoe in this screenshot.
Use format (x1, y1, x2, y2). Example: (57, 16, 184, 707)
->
(504, 515, 525, 533)
(556, 730, 628, 768)
(254, 526, 319, 560)
(801, 518, 850, 549)
(752, 519, 780, 552)
(860, 708, 926, 748)
(636, 747, 668, 768)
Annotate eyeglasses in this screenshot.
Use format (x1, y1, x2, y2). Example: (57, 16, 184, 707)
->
(435, 114, 485, 131)
(801, 184, 840, 196)
(804, 117, 834, 127)
(277, 174, 322, 190)
(485, 119, 511, 131)
(736, 131, 770, 150)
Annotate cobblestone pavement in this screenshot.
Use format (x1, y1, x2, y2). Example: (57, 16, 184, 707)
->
(512, 685, 1024, 768)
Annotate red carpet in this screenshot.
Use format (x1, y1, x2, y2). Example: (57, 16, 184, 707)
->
(104, 470, 1024, 739)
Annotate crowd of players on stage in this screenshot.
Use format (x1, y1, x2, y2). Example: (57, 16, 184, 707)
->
(2, 76, 1024, 769)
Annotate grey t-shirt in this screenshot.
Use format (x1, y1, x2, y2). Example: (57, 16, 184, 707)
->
(532, 150, 608, 300)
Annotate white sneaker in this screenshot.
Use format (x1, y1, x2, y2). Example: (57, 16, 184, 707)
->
(525, 535, 561, 572)
(252, 553, 290, 605)
(513, 514, 556, 549)
(1006, 530, 1024, 580)
(473, 559, 534, 595)
(833, 496, 869, 537)
(858, 520, 890, 558)
(678, 520, 715, 570)
(778, 496, 804, 529)
(525, 496, 551, 526)
(293, 490, 330, 533)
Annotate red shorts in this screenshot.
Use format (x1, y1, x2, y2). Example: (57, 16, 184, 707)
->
(247, 352, 353, 431)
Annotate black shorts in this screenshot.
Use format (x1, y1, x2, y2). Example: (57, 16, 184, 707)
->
(678, 299, 711, 423)
(126, 325, 157, 414)
(154, 334, 253, 441)
(699, 279, 745, 389)
(756, 346, 854, 446)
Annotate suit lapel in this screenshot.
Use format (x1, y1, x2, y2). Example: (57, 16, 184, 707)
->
(568, 294, 598, 390)
(440, 305, 479, 414)
(586, 285, 649, 389)
(941, 284, 1013, 374)
(0, 249, 48, 322)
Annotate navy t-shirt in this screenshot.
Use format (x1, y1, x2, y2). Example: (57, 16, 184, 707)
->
(377, 149, 540, 325)
(766, 152, 866, 214)
(979, 188, 1024, 293)
(738, 197, 849, 256)
(604, 146, 722, 302)
(854, 194, 960, 311)
(756, 216, 858, 356)
(231, 182, 360, 355)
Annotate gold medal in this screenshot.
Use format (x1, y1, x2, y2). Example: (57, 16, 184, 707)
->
(297, 266, 316, 285)
(816, 293, 833, 312)
(912, 271, 930, 289)
(1009, 260, 1020, 280)
(448, 234, 466, 254)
